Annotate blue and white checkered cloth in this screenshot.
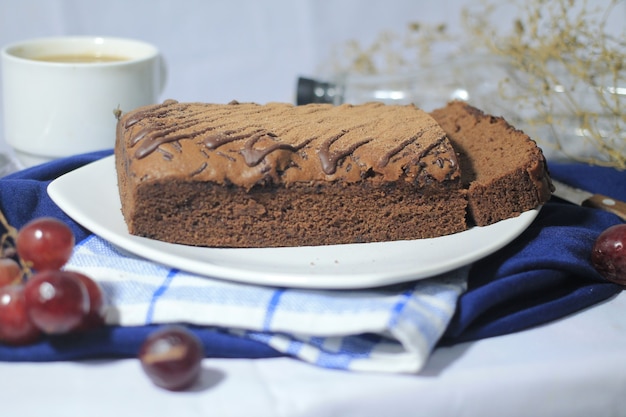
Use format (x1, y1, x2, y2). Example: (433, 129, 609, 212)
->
(65, 235, 468, 373)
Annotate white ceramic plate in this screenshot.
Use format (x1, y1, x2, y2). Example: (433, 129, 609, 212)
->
(48, 156, 539, 289)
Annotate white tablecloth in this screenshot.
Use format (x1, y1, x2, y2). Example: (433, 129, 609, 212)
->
(2, 291, 625, 417)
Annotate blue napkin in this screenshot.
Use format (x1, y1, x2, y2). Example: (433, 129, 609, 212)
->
(0, 151, 623, 371)
(442, 161, 624, 344)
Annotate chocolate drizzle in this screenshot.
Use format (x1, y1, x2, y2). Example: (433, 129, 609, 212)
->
(378, 129, 427, 168)
(241, 134, 313, 167)
(124, 100, 180, 129)
(190, 162, 208, 176)
(133, 120, 214, 159)
(318, 130, 372, 175)
(134, 129, 193, 159)
(203, 129, 262, 150)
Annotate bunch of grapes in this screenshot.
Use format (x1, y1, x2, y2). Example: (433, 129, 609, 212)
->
(0, 215, 203, 390)
(0, 217, 106, 345)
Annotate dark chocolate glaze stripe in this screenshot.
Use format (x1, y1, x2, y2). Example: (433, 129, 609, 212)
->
(241, 135, 314, 167)
(318, 130, 372, 175)
(378, 129, 427, 168)
(203, 129, 264, 150)
(124, 99, 181, 128)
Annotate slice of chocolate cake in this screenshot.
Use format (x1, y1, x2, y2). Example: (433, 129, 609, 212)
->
(115, 100, 467, 247)
(430, 101, 554, 226)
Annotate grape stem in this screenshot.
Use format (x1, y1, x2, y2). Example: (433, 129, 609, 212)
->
(0, 207, 32, 280)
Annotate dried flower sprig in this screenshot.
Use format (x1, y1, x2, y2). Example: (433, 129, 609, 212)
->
(0, 208, 31, 279)
(325, 0, 625, 168)
(0, 208, 18, 257)
(463, 0, 626, 168)
(327, 22, 454, 76)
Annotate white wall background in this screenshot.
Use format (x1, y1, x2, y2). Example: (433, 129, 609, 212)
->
(0, 0, 623, 155)
(0, 0, 485, 105)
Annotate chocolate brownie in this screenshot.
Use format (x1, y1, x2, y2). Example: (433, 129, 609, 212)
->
(115, 100, 467, 247)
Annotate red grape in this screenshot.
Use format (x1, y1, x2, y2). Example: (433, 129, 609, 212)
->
(24, 270, 89, 334)
(139, 325, 204, 391)
(0, 284, 42, 345)
(591, 224, 626, 285)
(16, 217, 74, 271)
(0, 257, 23, 287)
(66, 271, 106, 331)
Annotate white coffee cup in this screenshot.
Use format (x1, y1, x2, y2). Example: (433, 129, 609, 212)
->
(1, 36, 166, 166)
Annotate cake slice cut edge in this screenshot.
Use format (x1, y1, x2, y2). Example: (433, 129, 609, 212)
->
(430, 100, 554, 227)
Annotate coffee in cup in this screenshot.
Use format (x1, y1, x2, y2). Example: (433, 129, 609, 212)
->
(32, 53, 130, 63)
